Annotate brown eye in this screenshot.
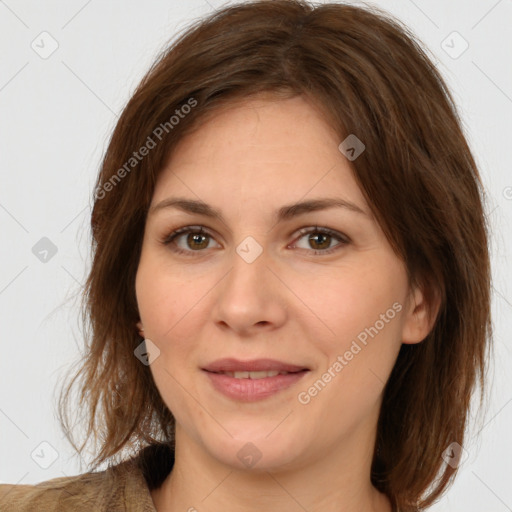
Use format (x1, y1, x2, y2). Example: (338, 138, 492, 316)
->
(185, 232, 210, 250)
(162, 226, 220, 255)
(162, 225, 349, 257)
(308, 232, 332, 250)
(292, 227, 349, 254)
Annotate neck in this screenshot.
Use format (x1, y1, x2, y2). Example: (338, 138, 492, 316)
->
(151, 425, 392, 512)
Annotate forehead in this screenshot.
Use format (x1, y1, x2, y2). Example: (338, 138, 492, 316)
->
(151, 95, 368, 215)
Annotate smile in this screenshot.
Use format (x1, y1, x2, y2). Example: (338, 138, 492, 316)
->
(218, 370, 291, 379)
(201, 358, 310, 401)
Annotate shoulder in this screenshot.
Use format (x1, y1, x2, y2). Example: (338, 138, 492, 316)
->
(0, 469, 114, 512)
(0, 448, 164, 512)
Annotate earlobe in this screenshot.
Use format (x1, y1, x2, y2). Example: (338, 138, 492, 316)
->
(136, 321, 145, 338)
(401, 284, 441, 345)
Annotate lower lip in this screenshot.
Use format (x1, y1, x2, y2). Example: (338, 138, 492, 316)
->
(203, 370, 309, 402)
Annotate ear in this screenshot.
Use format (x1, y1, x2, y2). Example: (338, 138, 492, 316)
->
(401, 283, 441, 344)
(136, 321, 145, 338)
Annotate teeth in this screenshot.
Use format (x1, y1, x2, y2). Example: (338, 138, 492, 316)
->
(223, 370, 286, 379)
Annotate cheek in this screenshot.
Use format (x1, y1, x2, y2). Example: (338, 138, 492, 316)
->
(135, 252, 201, 339)
(135, 254, 214, 389)
(293, 260, 407, 352)
(294, 267, 405, 431)
(135, 257, 205, 426)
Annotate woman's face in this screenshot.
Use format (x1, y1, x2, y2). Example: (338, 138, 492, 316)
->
(135, 95, 429, 472)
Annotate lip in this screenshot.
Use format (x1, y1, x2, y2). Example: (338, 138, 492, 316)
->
(202, 358, 308, 373)
(202, 358, 309, 402)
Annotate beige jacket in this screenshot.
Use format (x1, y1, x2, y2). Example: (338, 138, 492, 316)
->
(0, 443, 174, 511)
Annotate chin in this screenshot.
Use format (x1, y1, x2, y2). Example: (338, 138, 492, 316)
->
(201, 423, 310, 473)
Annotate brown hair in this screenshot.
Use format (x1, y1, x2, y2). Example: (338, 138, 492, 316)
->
(58, 1, 492, 510)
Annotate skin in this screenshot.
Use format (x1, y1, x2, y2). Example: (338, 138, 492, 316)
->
(135, 94, 436, 512)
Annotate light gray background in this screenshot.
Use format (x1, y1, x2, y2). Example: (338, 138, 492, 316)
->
(1, 0, 511, 510)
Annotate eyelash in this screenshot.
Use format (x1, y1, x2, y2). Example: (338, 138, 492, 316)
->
(160, 225, 350, 257)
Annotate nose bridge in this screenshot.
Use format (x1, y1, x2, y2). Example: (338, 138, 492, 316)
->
(212, 236, 287, 332)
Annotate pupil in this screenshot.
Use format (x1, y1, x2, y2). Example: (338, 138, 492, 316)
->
(189, 233, 208, 249)
(311, 233, 330, 249)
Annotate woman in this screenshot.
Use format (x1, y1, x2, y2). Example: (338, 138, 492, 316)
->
(0, 1, 491, 511)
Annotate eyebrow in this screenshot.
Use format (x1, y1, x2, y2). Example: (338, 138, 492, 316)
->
(149, 196, 369, 223)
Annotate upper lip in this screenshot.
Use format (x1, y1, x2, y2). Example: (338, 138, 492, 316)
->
(202, 358, 309, 373)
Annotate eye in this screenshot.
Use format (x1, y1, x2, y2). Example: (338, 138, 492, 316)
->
(161, 226, 220, 255)
(161, 225, 350, 256)
(290, 226, 350, 255)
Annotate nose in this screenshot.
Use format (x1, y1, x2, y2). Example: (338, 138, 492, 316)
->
(212, 241, 288, 336)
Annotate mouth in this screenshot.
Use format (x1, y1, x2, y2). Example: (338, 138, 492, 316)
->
(202, 357, 309, 374)
(213, 370, 302, 379)
(202, 358, 310, 401)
